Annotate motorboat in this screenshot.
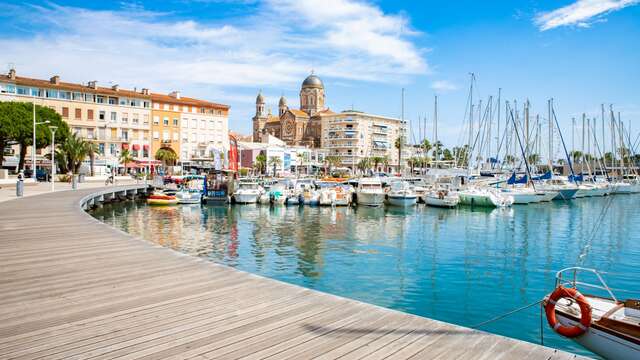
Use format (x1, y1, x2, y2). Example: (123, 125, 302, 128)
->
(423, 189, 459, 208)
(233, 180, 263, 204)
(202, 175, 229, 204)
(356, 177, 385, 206)
(386, 180, 418, 207)
(405, 178, 429, 203)
(175, 190, 201, 204)
(269, 182, 287, 205)
(319, 184, 352, 206)
(175, 175, 204, 204)
(302, 187, 320, 206)
(458, 187, 513, 207)
(147, 192, 178, 206)
(543, 267, 640, 360)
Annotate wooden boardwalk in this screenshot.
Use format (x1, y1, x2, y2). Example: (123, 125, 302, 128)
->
(0, 186, 586, 359)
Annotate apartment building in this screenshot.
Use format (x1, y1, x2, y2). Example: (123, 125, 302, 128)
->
(320, 110, 407, 171)
(0, 69, 152, 170)
(151, 92, 230, 164)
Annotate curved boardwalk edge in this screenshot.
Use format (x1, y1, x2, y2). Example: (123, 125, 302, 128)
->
(0, 186, 587, 359)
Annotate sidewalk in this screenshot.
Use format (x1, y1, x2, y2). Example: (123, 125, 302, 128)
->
(0, 179, 141, 203)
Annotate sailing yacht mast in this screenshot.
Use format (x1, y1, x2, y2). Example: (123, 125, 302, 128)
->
(548, 100, 553, 171)
(434, 95, 439, 165)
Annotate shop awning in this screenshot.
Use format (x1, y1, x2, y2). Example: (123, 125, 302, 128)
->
(122, 143, 129, 150)
(132, 144, 140, 151)
(143, 144, 149, 150)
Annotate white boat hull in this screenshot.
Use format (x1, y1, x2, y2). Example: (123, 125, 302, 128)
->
(176, 192, 201, 204)
(557, 313, 640, 360)
(357, 192, 385, 206)
(424, 195, 459, 208)
(234, 193, 259, 204)
(387, 195, 417, 207)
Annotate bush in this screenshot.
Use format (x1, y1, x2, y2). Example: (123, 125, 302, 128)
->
(239, 168, 249, 177)
(57, 174, 72, 183)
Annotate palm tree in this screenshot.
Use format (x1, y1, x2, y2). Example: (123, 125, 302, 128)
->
(119, 149, 134, 173)
(255, 153, 267, 175)
(394, 136, 405, 171)
(371, 156, 383, 172)
(570, 150, 583, 164)
(357, 157, 371, 174)
(324, 155, 342, 175)
(382, 155, 390, 173)
(504, 154, 516, 166)
(527, 153, 540, 165)
(268, 156, 282, 176)
(85, 142, 99, 177)
(58, 133, 89, 174)
(155, 147, 178, 167)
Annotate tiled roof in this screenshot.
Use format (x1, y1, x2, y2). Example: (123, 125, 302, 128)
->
(4, 75, 150, 99)
(266, 115, 280, 123)
(288, 109, 309, 118)
(150, 93, 229, 110)
(316, 108, 336, 116)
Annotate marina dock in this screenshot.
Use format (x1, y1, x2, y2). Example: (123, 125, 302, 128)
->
(0, 185, 586, 359)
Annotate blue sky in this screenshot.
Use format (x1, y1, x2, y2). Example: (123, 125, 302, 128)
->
(1, 0, 639, 148)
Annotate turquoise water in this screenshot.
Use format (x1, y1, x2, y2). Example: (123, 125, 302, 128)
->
(91, 196, 640, 357)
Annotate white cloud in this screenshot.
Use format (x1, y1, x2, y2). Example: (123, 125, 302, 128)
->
(431, 80, 458, 93)
(534, 0, 639, 31)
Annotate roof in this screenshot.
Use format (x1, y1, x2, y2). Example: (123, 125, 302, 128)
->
(150, 93, 229, 110)
(3, 75, 150, 99)
(288, 109, 310, 118)
(266, 115, 280, 123)
(256, 92, 265, 104)
(302, 74, 323, 89)
(316, 108, 336, 116)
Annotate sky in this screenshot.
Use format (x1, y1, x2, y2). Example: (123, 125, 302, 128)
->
(0, 0, 639, 149)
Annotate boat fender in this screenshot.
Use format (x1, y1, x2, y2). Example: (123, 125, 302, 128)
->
(544, 286, 592, 338)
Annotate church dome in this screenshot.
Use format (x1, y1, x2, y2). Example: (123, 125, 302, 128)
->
(256, 92, 265, 104)
(279, 96, 287, 106)
(302, 74, 323, 88)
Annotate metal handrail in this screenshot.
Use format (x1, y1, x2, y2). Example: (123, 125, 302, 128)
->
(555, 267, 617, 302)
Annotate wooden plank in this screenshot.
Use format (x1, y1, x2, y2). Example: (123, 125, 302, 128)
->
(0, 187, 587, 360)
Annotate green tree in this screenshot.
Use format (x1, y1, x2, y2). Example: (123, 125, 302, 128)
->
(86, 142, 99, 177)
(527, 153, 540, 165)
(155, 147, 178, 167)
(442, 148, 454, 161)
(394, 136, 405, 170)
(371, 156, 384, 172)
(254, 153, 267, 175)
(357, 157, 371, 173)
(602, 152, 614, 164)
(119, 149, 134, 171)
(268, 156, 282, 176)
(570, 150, 583, 164)
(324, 155, 342, 174)
(58, 133, 89, 174)
(421, 139, 432, 154)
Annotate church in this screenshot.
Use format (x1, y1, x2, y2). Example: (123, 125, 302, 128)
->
(252, 73, 335, 148)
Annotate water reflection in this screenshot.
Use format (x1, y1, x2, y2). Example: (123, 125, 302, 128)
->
(91, 196, 640, 357)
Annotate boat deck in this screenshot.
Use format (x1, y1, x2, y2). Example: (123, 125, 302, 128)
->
(0, 186, 587, 359)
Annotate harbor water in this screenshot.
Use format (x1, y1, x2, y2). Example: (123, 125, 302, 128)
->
(91, 195, 640, 357)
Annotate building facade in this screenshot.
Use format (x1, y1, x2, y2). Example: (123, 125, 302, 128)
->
(0, 69, 230, 173)
(252, 74, 334, 148)
(0, 69, 152, 171)
(151, 92, 230, 165)
(321, 111, 407, 171)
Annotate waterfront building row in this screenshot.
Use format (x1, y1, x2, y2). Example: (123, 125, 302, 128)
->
(0, 69, 229, 173)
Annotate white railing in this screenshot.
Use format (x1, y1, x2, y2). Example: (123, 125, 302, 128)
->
(555, 267, 617, 302)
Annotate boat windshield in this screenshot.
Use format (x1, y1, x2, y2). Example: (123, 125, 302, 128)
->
(238, 183, 259, 190)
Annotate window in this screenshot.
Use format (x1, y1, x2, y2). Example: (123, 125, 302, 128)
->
(110, 112, 117, 122)
(173, 118, 178, 126)
(73, 92, 83, 101)
(173, 105, 179, 112)
(153, 116, 159, 125)
(99, 111, 106, 121)
(163, 117, 169, 126)
(173, 132, 179, 141)
(86, 128, 94, 139)
(163, 130, 169, 141)
(85, 94, 95, 102)
(143, 130, 149, 140)
(46, 89, 58, 98)
(31, 88, 41, 97)
(209, 120, 215, 128)
(191, 119, 197, 128)
(143, 114, 149, 125)
(75, 108, 82, 119)
(132, 114, 139, 125)
(153, 131, 159, 139)
(59, 91, 71, 100)
(88, 109, 94, 120)
(182, 118, 188, 128)
(62, 107, 69, 118)
(108, 97, 117, 105)
(200, 120, 206, 129)
(96, 96, 105, 104)
(16, 86, 28, 95)
(98, 143, 105, 154)
(182, 133, 188, 142)
(153, 103, 159, 110)
(121, 130, 128, 141)
(98, 128, 105, 140)
(73, 127, 81, 136)
(110, 143, 116, 155)
(143, 148, 148, 157)
(163, 104, 169, 110)
(191, 132, 197, 142)
(122, 113, 128, 124)
(143, 101, 150, 108)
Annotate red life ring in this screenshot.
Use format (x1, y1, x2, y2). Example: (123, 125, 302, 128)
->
(545, 286, 592, 338)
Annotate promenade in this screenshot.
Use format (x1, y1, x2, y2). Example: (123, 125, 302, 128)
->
(0, 186, 587, 359)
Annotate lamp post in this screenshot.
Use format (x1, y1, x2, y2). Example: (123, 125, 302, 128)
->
(32, 101, 50, 180)
(49, 126, 58, 192)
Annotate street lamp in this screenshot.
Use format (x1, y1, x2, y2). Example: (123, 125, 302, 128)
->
(32, 101, 50, 181)
(48, 126, 58, 192)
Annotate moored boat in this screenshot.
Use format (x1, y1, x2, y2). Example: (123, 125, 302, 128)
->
(543, 267, 640, 360)
(356, 178, 385, 207)
(147, 192, 179, 206)
(424, 189, 459, 208)
(233, 180, 263, 204)
(458, 187, 513, 207)
(386, 180, 418, 207)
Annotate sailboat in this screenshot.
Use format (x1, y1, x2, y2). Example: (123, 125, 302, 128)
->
(543, 267, 640, 360)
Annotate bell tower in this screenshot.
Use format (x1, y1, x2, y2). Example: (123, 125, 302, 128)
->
(300, 73, 324, 116)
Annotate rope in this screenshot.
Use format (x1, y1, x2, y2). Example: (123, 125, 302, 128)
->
(471, 299, 543, 329)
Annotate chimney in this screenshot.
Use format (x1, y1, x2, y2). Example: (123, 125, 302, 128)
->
(169, 91, 181, 99)
(141, 88, 149, 95)
(88, 81, 97, 89)
(8, 68, 16, 80)
(50, 75, 60, 85)
(112, 84, 119, 91)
